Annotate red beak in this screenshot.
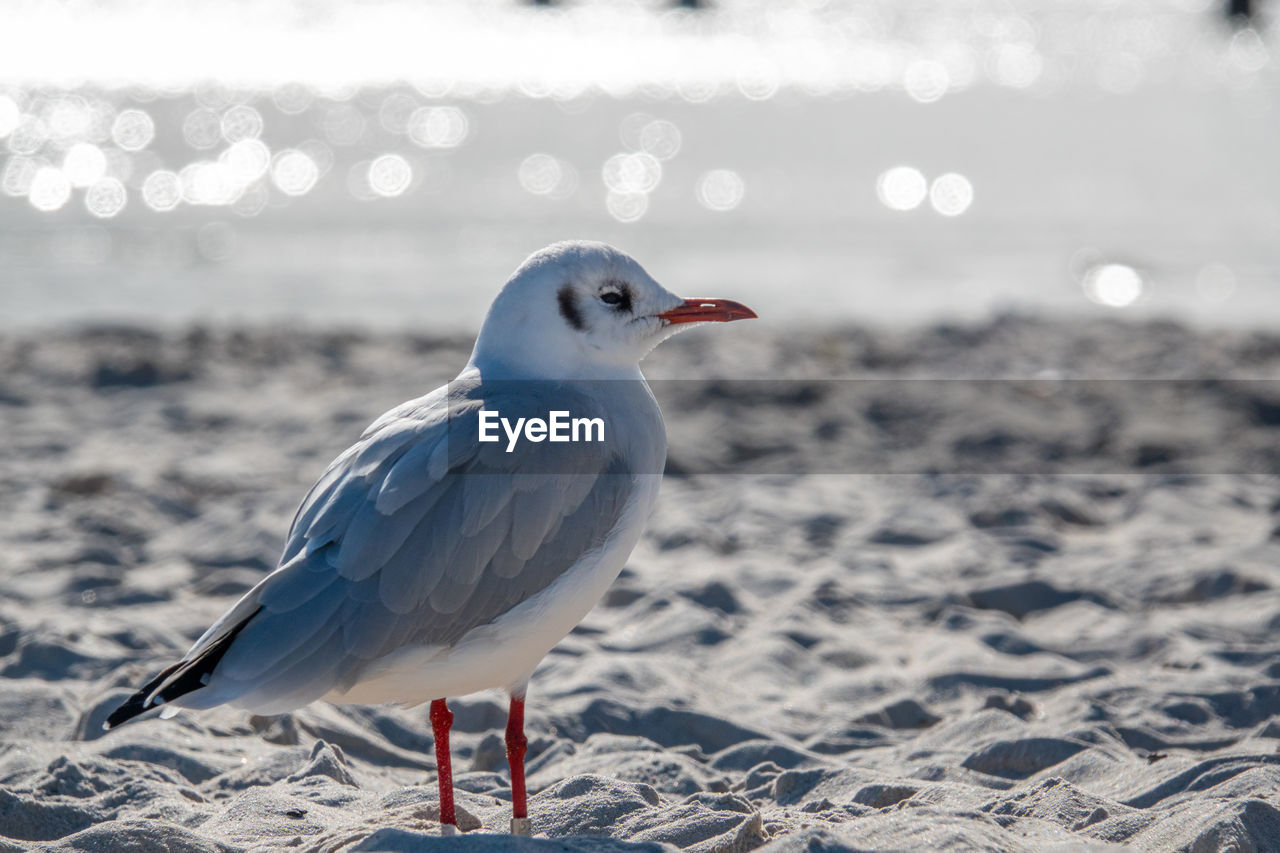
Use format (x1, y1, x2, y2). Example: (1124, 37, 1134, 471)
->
(657, 298, 758, 325)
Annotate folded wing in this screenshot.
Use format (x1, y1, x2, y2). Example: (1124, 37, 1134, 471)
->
(108, 374, 654, 723)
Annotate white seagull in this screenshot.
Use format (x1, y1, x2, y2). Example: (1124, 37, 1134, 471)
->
(105, 240, 756, 835)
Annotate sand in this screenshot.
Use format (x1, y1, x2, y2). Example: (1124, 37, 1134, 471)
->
(3, 316, 1280, 852)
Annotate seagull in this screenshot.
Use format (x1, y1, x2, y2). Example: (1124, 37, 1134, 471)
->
(105, 240, 756, 836)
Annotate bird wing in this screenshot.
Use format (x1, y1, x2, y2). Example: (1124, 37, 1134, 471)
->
(137, 374, 658, 716)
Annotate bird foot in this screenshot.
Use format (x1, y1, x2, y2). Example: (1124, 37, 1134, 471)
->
(440, 822, 460, 836)
(511, 817, 533, 836)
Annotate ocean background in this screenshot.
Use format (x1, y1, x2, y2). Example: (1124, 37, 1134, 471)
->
(0, 0, 1277, 331)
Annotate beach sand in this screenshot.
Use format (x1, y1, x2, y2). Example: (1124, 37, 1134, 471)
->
(3, 316, 1280, 851)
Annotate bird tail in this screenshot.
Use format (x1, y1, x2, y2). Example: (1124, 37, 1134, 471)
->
(104, 607, 260, 730)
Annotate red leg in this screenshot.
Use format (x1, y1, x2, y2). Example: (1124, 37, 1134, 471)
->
(430, 699, 456, 831)
(505, 695, 530, 834)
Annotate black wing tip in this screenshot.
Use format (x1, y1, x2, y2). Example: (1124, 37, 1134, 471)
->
(103, 660, 182, 730)
(103, 606, 262, 731)
(103, 693, 150, 730)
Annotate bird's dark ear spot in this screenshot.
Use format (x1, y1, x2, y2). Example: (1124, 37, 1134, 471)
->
(557, 284, 586, 331)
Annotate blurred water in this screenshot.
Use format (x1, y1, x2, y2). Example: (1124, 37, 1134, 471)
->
(0, 0, 1277, 330)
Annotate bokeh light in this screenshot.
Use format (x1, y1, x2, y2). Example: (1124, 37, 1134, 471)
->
(8, 115, 47, 155)
(677, 78, 718, 104)
(111, 109, 154, 151)
(518, 153, 576, 199)
(221, 139, 271, 183)
(904, 60, 950, 103)
(737, 59, 781, 101)
(929, 173, 974, 217)
(876, 166, 927, 211)
(271, 149, 320, 196)
(142, 170, 182, 212)
(2, 155, 40, 197)
(639, 120, 681, 160)
(696, 169, 745, 212)
(602, 152, 661, 195)
(1228, 28, 1270, 74)
(28, 166, 71, 212)
(991, 43, 1043, 89)
(183, 108, 222, 149)
(46, 97, 96, 145)
(408, 106, 469, 149)
(368, 154, 412, 197)
(220, 105, 264, 143)
(606, 190, 648, 223)
(1083, 263, 1144, 308)
(84, 177, 126, 218)
(62, 143, 107, 188)
(273, 84, 313, 115)
(379, 93, 419, 134)
(181, 161, 240, 206)
(518, 154, 560, 195)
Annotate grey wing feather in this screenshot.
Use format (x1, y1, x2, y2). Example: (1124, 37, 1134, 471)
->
(509, 485, 570, 560)
(333, 479, 448, 579)
(377, 485, 463, 613)
(375, 438, 450, 514)
(460, 475, 515, 536)
(189, 376, 659, 711)
(216, 573, 347, 681)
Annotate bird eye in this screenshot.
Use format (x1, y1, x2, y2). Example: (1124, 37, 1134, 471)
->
(600, 291, 623, 306)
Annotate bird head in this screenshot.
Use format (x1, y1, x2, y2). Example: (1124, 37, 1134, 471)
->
(469, 241, 756, 379)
